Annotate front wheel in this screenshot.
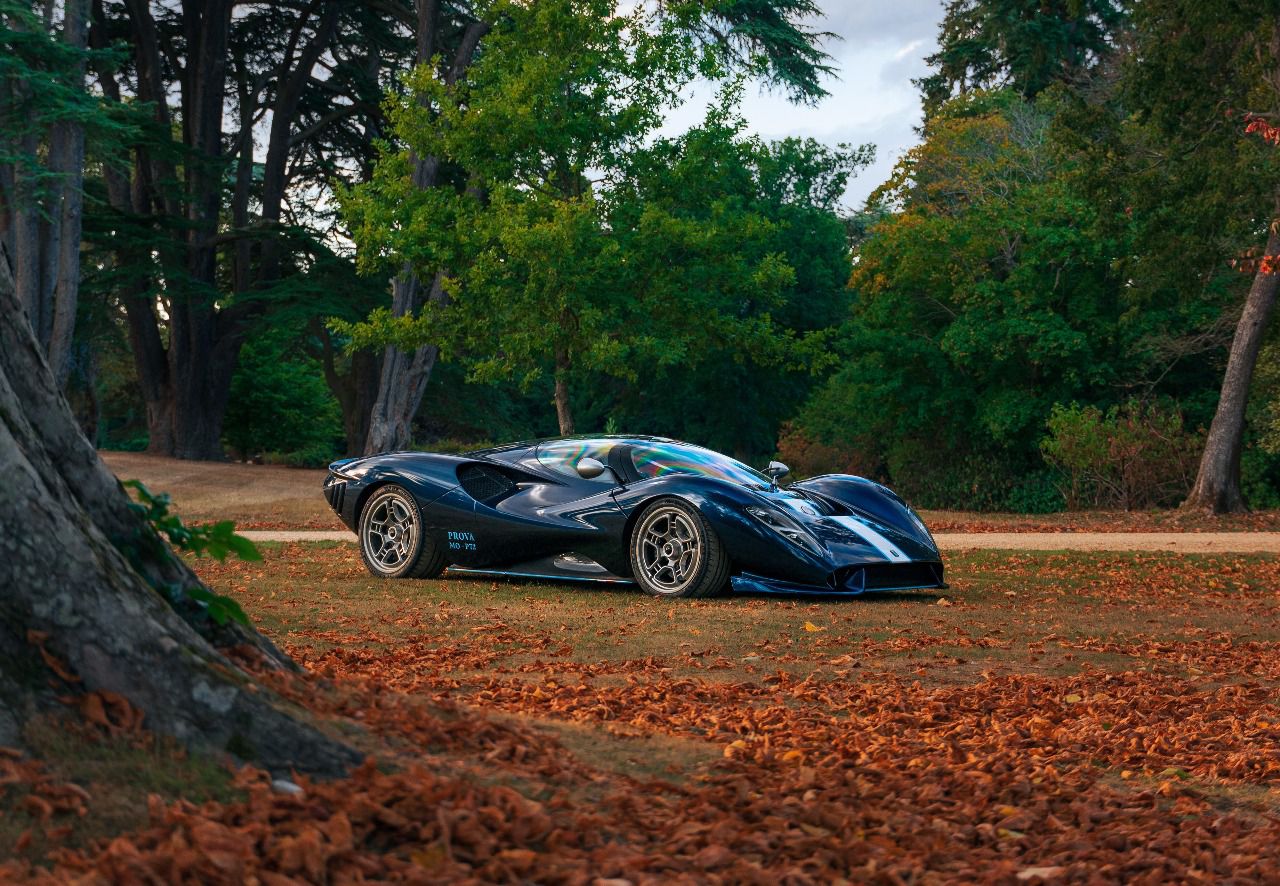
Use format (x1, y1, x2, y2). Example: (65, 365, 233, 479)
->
(629, 499, 729, 598)
(358, 485, 446, 579)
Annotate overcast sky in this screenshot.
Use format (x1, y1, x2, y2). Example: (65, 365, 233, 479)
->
(660, 1, 945, 209)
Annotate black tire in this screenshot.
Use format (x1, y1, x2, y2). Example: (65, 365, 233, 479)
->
(628, 498, 729, 598)
(358, 485, 446, 579)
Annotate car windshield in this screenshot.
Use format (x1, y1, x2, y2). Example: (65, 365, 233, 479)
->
(534, 438, 771, 489)
(630, 442, 770, 488)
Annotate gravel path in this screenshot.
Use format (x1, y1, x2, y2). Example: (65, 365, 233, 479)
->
(932, 532, 1280, 553)
(238, 529, 1280, 553)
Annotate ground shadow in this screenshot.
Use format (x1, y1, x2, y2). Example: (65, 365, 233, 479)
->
(451, 571, 946, 605)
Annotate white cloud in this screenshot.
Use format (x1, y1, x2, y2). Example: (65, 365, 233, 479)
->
(655, 1, 944, 207)
(893, 38, 925, 61)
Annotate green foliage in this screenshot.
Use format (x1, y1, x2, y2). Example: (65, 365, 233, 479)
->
(122, 480, 257, 626)
(603, 115, 867, 454)
(1041, 401, 1201, 510)
(798, 94, 1126, 488)
(123, 481, 262, 566)
(223, 323, 342, 464)
(0, 1, 135, 191)
(887, 442, 1062, 513)
(341, 1, 860, 436)
(661, 0, 835, 103)
(791, 88, 1243, 510)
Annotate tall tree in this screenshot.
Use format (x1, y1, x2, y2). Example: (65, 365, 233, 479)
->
(355, 0, 839, 453)
(794, 91, 1154, 509)
(1121, 1, 1280, 512)
(86, 0, 415, 459)
(607, 128, 866, 457)
(917, 0, 1126, 117)
(0, 0, 96, 386)
(362, 0, 492, 456)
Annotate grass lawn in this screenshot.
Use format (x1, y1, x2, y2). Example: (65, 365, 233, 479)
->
(7, 541, 1279, 881)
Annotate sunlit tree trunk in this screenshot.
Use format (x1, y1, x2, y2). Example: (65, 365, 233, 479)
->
(554, 345, 575, 435)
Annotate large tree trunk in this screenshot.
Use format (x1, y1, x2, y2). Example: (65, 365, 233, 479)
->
(364, 271, 443, 454)
(361, 0, 442, 456)
(94, 0, 246, 461)
(1183, 215, 1280, 513)
(43, 0, 89, 388)
(0, 244, 359, 774)
(168, 310, 244, 460)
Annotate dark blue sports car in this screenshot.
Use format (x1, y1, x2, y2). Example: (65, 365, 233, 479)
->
(323, 436, 944, 598)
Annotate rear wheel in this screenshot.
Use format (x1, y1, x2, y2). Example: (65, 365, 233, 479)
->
(629, 499, 728, 598)
(358, 485, 445, 579)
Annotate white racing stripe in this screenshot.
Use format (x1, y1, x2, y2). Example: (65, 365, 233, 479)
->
(831, 516, 909, 562)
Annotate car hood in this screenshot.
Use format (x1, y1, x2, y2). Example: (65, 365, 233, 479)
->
(754, 489, 939, 564)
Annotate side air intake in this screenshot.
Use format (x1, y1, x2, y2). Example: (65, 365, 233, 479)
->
(457, 463, 515, 503)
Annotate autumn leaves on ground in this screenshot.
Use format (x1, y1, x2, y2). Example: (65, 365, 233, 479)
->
(4, 468, 1280, 882)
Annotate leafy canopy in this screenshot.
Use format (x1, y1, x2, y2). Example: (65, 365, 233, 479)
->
(339, 0, 861, 431)
(917, 0, 1126, 117)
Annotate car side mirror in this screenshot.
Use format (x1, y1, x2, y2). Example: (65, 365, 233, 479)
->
(765, 461, 790, 481)
(576, 457, 608, 480)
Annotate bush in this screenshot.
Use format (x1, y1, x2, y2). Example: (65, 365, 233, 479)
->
(775, 422, 880, 479)
(883, 440, 1061, 512)
(223, 326, 342, 463)
(1040, 400, 1201, 510)
(1241, 445, 1280, 509)
(260, 443, 346, 469)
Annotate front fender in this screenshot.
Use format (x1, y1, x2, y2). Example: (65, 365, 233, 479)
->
(612, 477, 835, 587)
(791, 474, 936, 551)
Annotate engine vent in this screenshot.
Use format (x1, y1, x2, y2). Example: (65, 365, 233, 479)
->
(457, 463, 515, 502)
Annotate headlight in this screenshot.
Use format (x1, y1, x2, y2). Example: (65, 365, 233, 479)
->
(906, 507, 935, 544)
(746, 505, 822, 553)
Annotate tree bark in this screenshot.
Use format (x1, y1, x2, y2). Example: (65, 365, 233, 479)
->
(554, 346, 575, 436)
(96, 0, 245, 460)
(258, 0, 340, 284)
(2, 0, 88, 389)
(364, 272, 443, 453)
(44, 0, 89, 388)
(311, 318, 382, 456)
(1183, 213, 1280, 513)
(0, 244, 359, 774)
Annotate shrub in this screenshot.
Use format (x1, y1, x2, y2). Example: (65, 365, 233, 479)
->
(883, 440, 1060, 512)
(1040, 400, 1201, 510)
(223, 327, 342, 463)
(775, 422, 880, 479)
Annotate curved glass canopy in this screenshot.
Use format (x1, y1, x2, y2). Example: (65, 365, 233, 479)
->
(534, 438, 769, 489)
